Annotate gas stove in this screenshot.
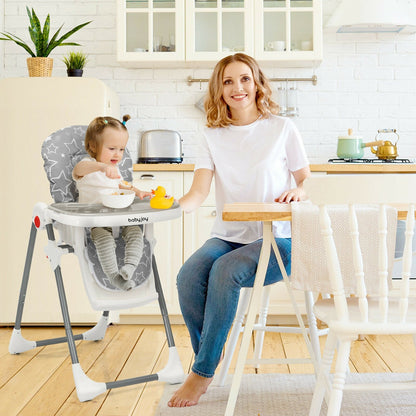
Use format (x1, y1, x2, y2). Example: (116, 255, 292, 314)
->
(328, 158, 412, 164)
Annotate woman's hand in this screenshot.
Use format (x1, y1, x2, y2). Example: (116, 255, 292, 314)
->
(274, 166, 310, 203)
(274, 186, 306, 203)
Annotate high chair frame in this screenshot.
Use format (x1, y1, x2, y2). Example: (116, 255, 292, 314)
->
(9, 202, 185, 402)
(8, 125, 185, 402)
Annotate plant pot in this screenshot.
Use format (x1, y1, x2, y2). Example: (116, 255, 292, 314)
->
(67, 69, 83, 77)
(27, 57, 53, 77)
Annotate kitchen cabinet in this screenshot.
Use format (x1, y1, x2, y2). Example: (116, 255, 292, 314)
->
(254, 0, 322, 64)
(117, 0, 322, 65)
(117, 0, 185, 61)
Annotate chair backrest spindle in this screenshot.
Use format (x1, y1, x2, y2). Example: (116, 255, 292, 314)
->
(319, 205, 349, 321)
(378, 204, 389, 323)
(349, 204, 368, 322)
(399, 204, 415, 322)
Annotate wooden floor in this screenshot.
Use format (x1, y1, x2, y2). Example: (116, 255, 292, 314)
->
(1, 324, 416, 416)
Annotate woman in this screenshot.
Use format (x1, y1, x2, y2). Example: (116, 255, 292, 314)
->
(168, 53, 310, 407)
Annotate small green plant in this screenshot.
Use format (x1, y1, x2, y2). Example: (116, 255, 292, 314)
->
(0, 6, 91, 57)
(63, 51, 88, 70)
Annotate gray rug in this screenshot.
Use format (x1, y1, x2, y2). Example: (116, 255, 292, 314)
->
(157, 373, 416, 416)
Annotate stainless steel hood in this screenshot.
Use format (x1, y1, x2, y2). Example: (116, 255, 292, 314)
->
(326, 0, 416, 33)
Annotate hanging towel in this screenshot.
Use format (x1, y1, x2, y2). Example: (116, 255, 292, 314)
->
(290, 201, 397, 296)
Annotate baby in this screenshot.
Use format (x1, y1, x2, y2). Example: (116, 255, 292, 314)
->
(73, 115, 152, 290)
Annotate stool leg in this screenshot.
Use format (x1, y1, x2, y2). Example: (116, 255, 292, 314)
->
(253, 286, 271, 371)
(224, 222, 272, 416)
(216, 289, 251, 387)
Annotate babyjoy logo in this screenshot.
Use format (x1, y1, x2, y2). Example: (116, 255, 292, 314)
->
(128, 216, 149, 223)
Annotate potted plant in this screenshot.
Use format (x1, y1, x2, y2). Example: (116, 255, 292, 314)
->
(0, 6, 91, 77)
(63, 51, 88, 77)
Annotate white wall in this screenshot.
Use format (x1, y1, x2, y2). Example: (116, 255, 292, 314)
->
(2, 0, 416, 163)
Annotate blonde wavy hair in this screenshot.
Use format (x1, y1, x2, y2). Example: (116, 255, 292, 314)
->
(205, 53, 279, 128)
(85, 115, 130, 159)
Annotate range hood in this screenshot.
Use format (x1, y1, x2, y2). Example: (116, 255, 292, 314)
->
(326, 0, 416, 33)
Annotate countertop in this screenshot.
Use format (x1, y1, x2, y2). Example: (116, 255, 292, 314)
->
(133, 163, 416, 173)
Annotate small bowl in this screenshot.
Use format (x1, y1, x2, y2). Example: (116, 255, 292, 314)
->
(101, 189, 135, 209)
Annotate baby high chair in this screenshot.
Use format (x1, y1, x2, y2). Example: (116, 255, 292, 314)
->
(8, 125, 185, 402)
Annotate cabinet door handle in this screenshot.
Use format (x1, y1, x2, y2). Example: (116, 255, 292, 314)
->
(211, 210, 217, 217)
(140, 174, 155, 180)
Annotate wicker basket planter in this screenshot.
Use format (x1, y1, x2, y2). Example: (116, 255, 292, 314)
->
(27, 57, 53, 77)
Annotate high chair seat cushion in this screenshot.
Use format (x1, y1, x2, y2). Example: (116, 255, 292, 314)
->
(85, 229, 152, 291)
(42, 125, 133, 203)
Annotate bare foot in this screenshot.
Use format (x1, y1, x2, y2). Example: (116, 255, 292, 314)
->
(167, 371, 213, 407)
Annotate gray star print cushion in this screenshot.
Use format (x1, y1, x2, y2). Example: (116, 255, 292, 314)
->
(42, 125, 133, 203)
(42, 125, 151, 291)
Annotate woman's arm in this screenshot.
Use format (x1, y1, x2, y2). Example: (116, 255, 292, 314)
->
(274, 166, 311, 203)
(179, 168, 214, 213)
(73, 160, 120, 179)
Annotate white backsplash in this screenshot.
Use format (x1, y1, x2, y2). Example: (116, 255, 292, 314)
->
(2, 0, 416, 163)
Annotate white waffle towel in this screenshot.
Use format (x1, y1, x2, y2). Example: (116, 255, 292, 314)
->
(290, 201, 397, 296)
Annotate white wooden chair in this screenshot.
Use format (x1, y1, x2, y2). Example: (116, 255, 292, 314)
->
(303, 174, 416, 416)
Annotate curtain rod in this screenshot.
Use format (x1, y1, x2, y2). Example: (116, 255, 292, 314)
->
(187, 74, 317, 86)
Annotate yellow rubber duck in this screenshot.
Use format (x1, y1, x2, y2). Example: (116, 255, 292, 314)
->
(150, 186, 174, 209)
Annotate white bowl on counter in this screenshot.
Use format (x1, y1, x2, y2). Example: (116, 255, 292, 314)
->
(101, 189, 135, 209)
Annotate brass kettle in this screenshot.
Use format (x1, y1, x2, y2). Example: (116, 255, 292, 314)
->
(371, 129, 399, 160)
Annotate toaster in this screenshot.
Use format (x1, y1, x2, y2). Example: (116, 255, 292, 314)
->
(138, 129, 183, 163)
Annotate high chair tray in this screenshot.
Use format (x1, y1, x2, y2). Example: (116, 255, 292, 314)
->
(47, 199, 181, 227)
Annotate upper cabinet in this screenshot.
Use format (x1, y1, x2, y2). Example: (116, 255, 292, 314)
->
(254, 0, 322, 64)
(185, 0, 254, 61)
(117, 0, 322, 65)
(117, 0, 185, 61)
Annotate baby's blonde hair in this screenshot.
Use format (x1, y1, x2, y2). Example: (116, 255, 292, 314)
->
(85, 115, 131, 158)
(205, 53, 279, 128)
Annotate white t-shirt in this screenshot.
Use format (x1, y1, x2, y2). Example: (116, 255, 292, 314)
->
(194, 115, 309, 243)
(73, 157, 121, 204)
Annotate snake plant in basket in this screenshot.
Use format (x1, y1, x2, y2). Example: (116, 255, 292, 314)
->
(0, 6, 91, 77)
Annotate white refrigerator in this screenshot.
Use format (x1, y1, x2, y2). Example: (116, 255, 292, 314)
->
(0, 77, 120, 324)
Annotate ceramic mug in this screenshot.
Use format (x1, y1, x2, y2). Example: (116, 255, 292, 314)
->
(301, 40, 312, 51)
(267, 40, 285, 51)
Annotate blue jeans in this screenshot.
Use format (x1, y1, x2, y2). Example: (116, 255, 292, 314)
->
(176, 237, 292, 378)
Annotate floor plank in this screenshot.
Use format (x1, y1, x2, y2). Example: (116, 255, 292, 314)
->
(1, 325, 416, 416)
(18, 325, 119, 416)
(366, 334, 416, 372)
(55, 325, 144, 416)
(349, 336, 391, 373)
(0, 335, 76, 415)
(97, 325, 167, 416)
